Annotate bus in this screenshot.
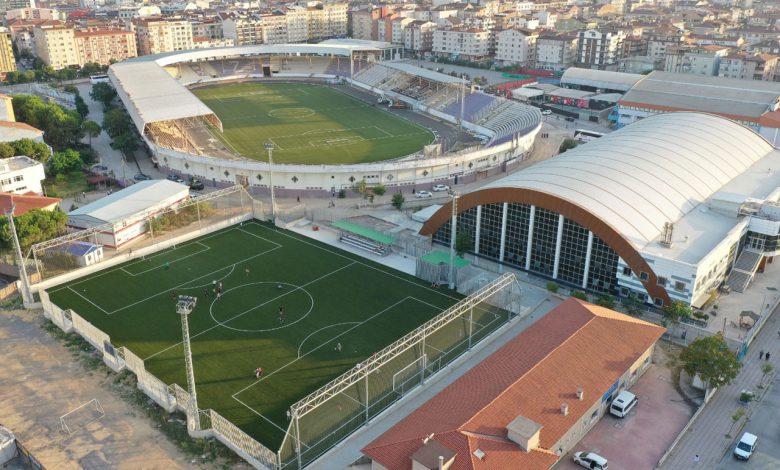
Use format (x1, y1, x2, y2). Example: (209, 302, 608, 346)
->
(574, 129, 606, 143)
(89, 74, 110, 85)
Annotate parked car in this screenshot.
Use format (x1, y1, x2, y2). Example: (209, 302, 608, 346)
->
(573, 452, 608, 470)
(609, 390, 638, 418)
(133, 173, 152, 181)
(432, 184, 449, 192)
(542, 110, 552, 115)
(733, 432, 757, 460)
(166, 174, 185, 184)
(189, 179, 205, 190)
(415, 190, 433, 198)
(90, 164, 109, 174)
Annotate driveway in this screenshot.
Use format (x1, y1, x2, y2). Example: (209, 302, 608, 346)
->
(556, 355, 693, 470)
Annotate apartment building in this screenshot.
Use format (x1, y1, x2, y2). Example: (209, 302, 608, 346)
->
(535, 32, 577, 71)
(5, 8, 64, 21)
(577, 29, 626, 70)
(285, 7, 309, 43)
(495, 28, 538, 66)
(664, 45, 729, 76)
(221, 16, 264, 45)
(133, 17, 193, 56)
(718, 53, 778, 81)
(0, 27, 16, 74)
(433, 28, 490, 61)
(192, 36, 234, 48)
(34, 22, 80, 69)
(75, 29, 137, 65)
(0, 0, 33, 14)
(644, 27, 685, 66)
(308, 2, 347, 39)
(350, 8, 382, 41)
(404, 20, 436, 53)
(191, 19, 223, 40)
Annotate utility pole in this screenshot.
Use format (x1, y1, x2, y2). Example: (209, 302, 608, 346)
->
(448, 190, 459, 290)
(6, 206, 33, 305)
(460, 75, 466, 130)
(177, 295, 199, 431)
(265, 143, 277, 224)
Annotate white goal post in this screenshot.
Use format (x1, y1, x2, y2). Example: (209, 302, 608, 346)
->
(392, 354, 427, 393)
(60, 398, 105, 435)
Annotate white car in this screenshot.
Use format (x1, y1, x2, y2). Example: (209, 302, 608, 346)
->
(432, 184, 450, 192)
(734, 432, 757, 460)
(415, 190, 433, 198)
(542, 109, 552, 115)
(574, 452, 608, 470)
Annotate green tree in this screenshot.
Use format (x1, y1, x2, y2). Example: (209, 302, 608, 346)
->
(90, 82, 117, 108)
(760, 363, 774, 388)
(546, 281, 559, 293)
(454, 232, 472, 257)
(0, 208, 68, 252)
(352, 179, 369, 198)
(680, 334, 741, 389)
(74, 94, 89, 118)
(102, 108, 131, 138)
(82, 120, 102, 145)
(372, 184, 386, 196)
(559, 137, 578, 153)
(595, 294, 615, 309)
(663, 300, 693, 327)
(0, 143, 14, 158)
(572, 290, 588, 301)
(391, 192, 405, 210)
(48, 149, 83, 175)
(622, 292, 643, 316)
(110, 132, 139, 156)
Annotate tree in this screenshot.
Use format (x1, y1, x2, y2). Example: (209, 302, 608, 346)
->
(559, 137, 578, 153)
(82, 120, 101, 145)
(48, 149, 83, 175)
(352, 179, 368, 198)
(663, 300, 693, 328)
(546, 281, 559, 293)
(102, 108, 131, 138)
(90, 82, 117, 108)
(596, 294, 615, 309)
(572, 290, 588, 301)
(10, 139, 51, 161)
(454, 232, 472, 257)
(760, 363, 774, 388)
(0, 208, 68, 252)
(680, 334, 741, 389)
(728, 408, 746, 438)
(622, 292, 643, 316)
(0, 143, 14, 158)
(11, 94, 84, 149)
(74, 94, 89, 118)
(391, 192, 405, 210)
(372, 184, 386, 196)
(110, 132, 139, 156)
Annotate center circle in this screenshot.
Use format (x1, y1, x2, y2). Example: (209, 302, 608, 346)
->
(209, 282, 314, 332)
(268, 107, 315, 119)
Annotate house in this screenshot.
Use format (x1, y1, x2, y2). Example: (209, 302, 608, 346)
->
(0, 192, 60, 215)
(363, 298, 665, 470)
(49, 241, 104, 267)
(0, 156, 46, 195)
(0, 121, 45, 143)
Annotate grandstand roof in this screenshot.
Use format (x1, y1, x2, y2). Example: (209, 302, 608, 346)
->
(560, 67, 643, 92)
(380, 61, 465, 84)
(480, 112, 774, 251)
(620, 71, 780, 122)
(109, 61, 220, 134)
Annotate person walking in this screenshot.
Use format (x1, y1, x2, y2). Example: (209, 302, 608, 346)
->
(760, 350, 765, 360)
(766, 352, 771, 361)
(255, 367, 263, 379)
(693, 454, 700, 465)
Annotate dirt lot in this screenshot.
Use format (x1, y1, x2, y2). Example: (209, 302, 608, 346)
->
(0, 308, 245, 470)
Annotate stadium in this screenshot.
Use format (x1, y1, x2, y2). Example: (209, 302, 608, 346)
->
(107, 39, 541, 195)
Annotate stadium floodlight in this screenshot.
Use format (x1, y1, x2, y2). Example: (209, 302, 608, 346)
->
(177, 295, 199, 431)
(265, 143, 277, 224)
(448, 190, 459, 289)
(5, 206, 33, 305)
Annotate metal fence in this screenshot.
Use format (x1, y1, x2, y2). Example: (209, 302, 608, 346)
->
(278, 273, 524, 469)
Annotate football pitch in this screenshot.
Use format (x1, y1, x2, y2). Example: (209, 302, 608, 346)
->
(45, 221, 464, 449)
(192, 83, 434, 164)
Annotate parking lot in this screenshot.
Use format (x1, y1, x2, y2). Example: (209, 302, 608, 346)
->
(556, 348, 693, 470)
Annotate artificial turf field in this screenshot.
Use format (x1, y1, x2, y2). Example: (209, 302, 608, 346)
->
(192, 82, 434, 164)
(45, 221, 465, 449)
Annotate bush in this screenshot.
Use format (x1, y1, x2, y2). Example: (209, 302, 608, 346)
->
(372, 184, 387, 196)
(596, 294, 615, 309)
(546, 282, 559, 293)
(391, 192, 405, 210)
(572, 290, 588, 301)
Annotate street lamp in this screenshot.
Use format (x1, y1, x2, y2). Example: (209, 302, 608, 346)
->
(264, 143, 276, 224)
(177, 295, 199, 431)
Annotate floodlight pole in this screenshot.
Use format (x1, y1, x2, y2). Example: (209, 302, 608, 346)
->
(448, 190, 459, 290)
(459, 75, 466, 130)
(6, 206, 33, 305)
(177, 295, 200, 431)
(265, 143, 277, 224)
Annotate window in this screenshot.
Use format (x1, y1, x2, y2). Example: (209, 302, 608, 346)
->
(675, 281, 685, 292)
(639, 271, 649, 281)
(13, 175, 23, 182)
(622, 267, 631, 276)
(657, 276, 667, 287)
(654, 297, 663, 307)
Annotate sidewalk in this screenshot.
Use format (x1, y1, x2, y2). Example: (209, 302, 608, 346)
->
(660, 303, 780, 469)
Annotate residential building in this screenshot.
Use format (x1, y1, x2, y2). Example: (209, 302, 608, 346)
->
(192, 36, 234, 48)
(5, 8, 63, 21)
(75, 29, 137, 66)
(535, 32, 577, 71)
(133, 18, 193, 56)
(0, 28, 16, 75)
(363, 298, 665, 470)
(0, 193, 61, 216)
(191, 19, 223, 40)
(645, 27, 685, 67)
(718, 53, 778, 81)
(495, 28, 538, 66)
(0, 0, 34, 14)
(577, 29, 626, 70)
(664, 45, 730, 76)
(403, 20, 436, 53)
(33, 22, 80, 69)
(0, 156, 46, 195)
(349, 8, 382, 41)
(0, 94, 15, 122)
(433, 28, 490, 61)
(221, 16, 264, 46)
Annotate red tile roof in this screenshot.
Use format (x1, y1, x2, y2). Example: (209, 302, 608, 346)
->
(363, 299, 665, 470)
(0, 192, 60, 216)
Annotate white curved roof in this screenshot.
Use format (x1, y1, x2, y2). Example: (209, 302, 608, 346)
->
(482, 112, 774, 248)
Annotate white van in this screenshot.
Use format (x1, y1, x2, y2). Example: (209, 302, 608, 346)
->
(733, 432, 757, 460)
(609, 390, 637, 418)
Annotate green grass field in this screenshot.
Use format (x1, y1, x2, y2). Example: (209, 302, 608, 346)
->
(46, 221, 465, 450)
(192, 83, 434, 164)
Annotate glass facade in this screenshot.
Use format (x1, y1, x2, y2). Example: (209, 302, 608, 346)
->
(432, 203, 621, 294)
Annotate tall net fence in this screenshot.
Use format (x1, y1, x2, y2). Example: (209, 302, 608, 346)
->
(29, 186, 253, 283)
(278, 273, 525, 469)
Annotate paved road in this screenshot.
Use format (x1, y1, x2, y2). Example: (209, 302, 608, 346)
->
(661, 305, 780, 470)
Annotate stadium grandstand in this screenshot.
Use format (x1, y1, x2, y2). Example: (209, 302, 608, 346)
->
(108, 39, 541, 196)
(420, 112, 780, 309)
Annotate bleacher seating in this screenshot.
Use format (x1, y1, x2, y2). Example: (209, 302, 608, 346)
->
(443, 92, 497, 122)
(339, 234, 391, 256)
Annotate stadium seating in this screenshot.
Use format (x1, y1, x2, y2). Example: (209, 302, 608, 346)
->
(339, 234, 390, 256)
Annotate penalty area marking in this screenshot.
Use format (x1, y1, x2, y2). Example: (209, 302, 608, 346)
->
(121, 242, 211, 277)
(297, 321, 360, 358)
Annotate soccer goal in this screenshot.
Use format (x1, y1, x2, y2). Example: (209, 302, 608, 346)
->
(392, 354, 427, 396)
(60, 398, 105, 435)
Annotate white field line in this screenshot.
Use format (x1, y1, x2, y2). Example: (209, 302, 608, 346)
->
(143, 261, 357, 361)
(68, 286, 110, 315)
(297, 322, 360, 358)
(121, 242, 211, 277)
(232, 396, 295, 438)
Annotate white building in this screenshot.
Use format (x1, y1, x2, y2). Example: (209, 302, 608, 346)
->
(433, 28, 490, 60)
(535, 33, 577, 71)
(495, 28, 538, 66)
(0, 156, 45, 195)
(577, 29, 626, 70)
(67, 180, 190, 249)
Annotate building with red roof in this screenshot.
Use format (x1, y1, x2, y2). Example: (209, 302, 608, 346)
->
(362, 298, 665, 470)
(0, 192, 60, 216)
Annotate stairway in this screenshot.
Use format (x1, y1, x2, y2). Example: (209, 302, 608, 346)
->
(725, 249, 763, 293)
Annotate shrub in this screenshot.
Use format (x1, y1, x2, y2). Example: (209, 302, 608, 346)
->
(572, 290, 588, 301)
(391, 192, 405, 210)
(372, 184, 387, 196)
(546, 282, 559, 293)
